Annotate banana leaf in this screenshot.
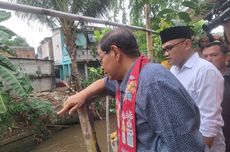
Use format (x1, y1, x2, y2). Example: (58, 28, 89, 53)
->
(0, 91, 8, 114)
(0, 65, 33, 98)
(0, 43, 17, 56)
(0, 55, 18, 72)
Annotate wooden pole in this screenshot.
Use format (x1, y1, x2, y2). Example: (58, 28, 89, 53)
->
(144, 4, 154, 61)
(106, 96, 110, 152)
(61, 81, 101, 152)
(0, 1, 155, 33)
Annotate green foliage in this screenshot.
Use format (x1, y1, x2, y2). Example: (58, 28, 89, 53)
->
(0, 10, 54, 140)
(133, 31, 147, 55)
(0, 55, 18, 72)
(94, 28, 110, 42)
(0, 43, 17, 56)
(0, 64, 33, 98)
(81, 67, 103, 88)
(153, 34, 165, 62)
(0, 11, 29, 47)
(0, 11, 16, 39)
(11, 0, 114, 28)
(182, 1, 198, 10)
(18, 98, 54, 126)
(0, 11, 11, 22)
(0, 96, 55, 137)
(178, 12, 192, 23)
(92, 28, 110, 57)
(0, 45, 53, 139)
(182, 0, 214, 18)
(0, 26, 16, 39)
(128, 0, 217, 61)
(1, 36, 30, 47)
(0, 91, 8, 114)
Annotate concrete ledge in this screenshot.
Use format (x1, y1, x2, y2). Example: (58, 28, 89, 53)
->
(0, 131, 35, 152)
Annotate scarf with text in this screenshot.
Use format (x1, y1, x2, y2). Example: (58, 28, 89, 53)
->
(116, 55, 148, 152)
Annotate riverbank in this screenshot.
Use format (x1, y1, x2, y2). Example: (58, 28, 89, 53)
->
(31, 114, 117, 152)
(0, 87, 115, 152)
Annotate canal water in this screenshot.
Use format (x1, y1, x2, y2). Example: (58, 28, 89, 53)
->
(31, 115, 116, 152)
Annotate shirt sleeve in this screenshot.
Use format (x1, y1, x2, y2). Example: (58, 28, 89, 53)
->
(140, 79, 203, 151)
(196, 67, 224, 137)
(104, 77, 117, 97)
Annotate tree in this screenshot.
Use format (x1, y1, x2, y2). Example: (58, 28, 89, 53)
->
(128, 0, 216, 61)
(0, 11, 16, 39)
(9, 0, 116, 151)
(1, 36, 29, 47)
(0, 10, 29, 47)
(10, 0, 114, 90)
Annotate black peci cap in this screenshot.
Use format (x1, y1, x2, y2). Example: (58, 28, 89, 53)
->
(160, 26, 192, 44)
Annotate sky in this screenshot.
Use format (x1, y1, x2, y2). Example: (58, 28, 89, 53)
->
(0, 1, 52, 51)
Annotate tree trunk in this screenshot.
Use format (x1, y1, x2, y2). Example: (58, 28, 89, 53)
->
(144, 4, 154, 61)
(62, 24, 101, 152)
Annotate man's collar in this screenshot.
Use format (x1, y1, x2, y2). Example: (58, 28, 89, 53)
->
(181, 52, 199, 69)
(119, 61, 136, 93)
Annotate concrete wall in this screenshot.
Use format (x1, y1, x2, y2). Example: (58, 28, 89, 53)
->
(9, 57, 54, 92)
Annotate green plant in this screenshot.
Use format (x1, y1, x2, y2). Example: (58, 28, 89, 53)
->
(0, 97, 55, 138)
(0, 10, 56, 141)
(81, 67, 103, 87)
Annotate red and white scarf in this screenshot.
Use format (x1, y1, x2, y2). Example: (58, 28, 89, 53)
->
(116, 55, 148, 152)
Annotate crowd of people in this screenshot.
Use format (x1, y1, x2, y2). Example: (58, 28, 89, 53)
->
(57, 26, 230, 152)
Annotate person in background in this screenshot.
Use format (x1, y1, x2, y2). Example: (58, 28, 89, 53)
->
(197, 36, 210, 57)
(197, 34, 224, 57)
(202, 41, 230, 152)
(161, 26, 225, 152)
(225, 52, 230, 67)
(160, 59, 172, 69)
(58, 27, 204, 152)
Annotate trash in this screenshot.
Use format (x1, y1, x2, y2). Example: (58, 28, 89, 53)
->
(110, 131, 118, 152)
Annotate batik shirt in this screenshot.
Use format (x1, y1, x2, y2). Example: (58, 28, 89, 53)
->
(105, 63, 204, 152)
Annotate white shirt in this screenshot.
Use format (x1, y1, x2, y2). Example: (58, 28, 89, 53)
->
(171, 52, 225, 152)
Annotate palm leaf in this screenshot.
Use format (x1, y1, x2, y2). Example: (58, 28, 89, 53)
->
(0, 43, 17, 56)
(0, 91, 8, 114)
(0, 11, 11, 22)
(0, 25, 16, 37)
(0, 65, 33, 98)
(0, 55, 18, 72)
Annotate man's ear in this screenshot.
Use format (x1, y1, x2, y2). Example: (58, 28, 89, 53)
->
(185, 39, 192, 49)
(111, 45, 121, 61)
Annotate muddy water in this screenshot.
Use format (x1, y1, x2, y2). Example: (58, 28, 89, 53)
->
(31, 115, 116, 152)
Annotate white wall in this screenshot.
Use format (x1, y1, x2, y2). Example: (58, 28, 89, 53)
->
(52, 29, 63, 65)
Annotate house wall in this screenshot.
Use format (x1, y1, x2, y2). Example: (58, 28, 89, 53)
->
(40, 40, 50, 59)
(38, 37, 54, 60)
(38, 28, 99, 81)
(9, 57, 54, 91)
(52, 29, 63, 65)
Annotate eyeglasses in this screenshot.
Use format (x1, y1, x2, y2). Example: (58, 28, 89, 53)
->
(162, 39, 186, 53)
(97, 51, 109, 65)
